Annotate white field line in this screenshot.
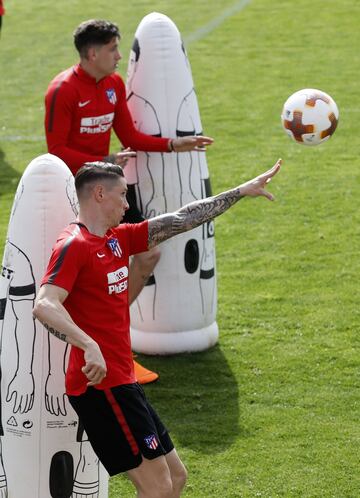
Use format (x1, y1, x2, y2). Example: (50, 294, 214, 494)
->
(184, 0, 251, 45)
(0, 0, 251, 143)
(0, 135, 44, 142)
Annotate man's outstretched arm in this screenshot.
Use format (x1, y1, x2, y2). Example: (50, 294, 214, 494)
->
(148, 158, 281, 248)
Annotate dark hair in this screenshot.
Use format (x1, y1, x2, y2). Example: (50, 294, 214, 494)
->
(73, 19, 120, 58)
(75, 162, 124, 196)
(132, 37, 140, 62)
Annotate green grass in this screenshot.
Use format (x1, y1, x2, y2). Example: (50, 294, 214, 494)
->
(1, 0, 360, 496)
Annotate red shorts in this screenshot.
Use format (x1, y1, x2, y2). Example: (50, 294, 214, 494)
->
(68, 383, 174, 475)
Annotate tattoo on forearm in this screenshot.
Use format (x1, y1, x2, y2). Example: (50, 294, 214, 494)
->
(43, 322, 67, 342)
(148, 186, 244, 246)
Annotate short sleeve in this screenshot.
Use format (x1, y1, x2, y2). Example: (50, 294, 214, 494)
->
(41, 231, 87, 293)
(114, 221, 149, 256)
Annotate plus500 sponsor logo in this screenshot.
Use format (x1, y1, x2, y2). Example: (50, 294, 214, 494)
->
(107, 266, 128, 295)
(80, 113, 114, 134)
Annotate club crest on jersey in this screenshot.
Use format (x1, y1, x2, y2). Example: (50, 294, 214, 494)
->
(106, 88, 117, 105)
(144, 434, 159, 450)
(107, 238, 122, 258)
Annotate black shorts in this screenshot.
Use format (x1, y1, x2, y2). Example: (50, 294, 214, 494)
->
(122, 184, 144, 224)
(68, 383, 174, 476)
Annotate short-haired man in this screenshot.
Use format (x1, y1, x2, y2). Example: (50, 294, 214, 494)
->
(33, 158, 281, 497)
(45, 19, 211, 173)
(44, 19, 213, 382)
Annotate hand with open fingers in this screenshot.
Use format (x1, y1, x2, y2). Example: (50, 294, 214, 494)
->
(240, 158, 282, 201)
(172, 135, 214, 152)
(82, 343, 107, 386)
(114, 148, 137, 167)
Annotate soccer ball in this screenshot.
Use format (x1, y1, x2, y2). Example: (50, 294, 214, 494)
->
(281, 88, 339, 146)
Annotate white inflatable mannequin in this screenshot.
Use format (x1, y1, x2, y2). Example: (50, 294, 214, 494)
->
(0, 154, 108, 497)
(126, 12, 218, 354)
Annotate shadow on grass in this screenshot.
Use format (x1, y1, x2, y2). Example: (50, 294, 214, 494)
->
(138, 344, 240, 455)
(0, 148, 21, 197)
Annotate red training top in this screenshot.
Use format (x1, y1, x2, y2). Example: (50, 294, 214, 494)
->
(44, 64, 170, 174)
(41, 220, 149, 395)
(0, 1, 4, 16)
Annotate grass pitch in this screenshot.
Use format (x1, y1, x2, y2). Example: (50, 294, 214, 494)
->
(1, 0, 360, 496)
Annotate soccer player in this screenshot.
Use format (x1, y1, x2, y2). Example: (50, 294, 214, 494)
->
(44, 19, 213, 382)
(33, 158, 281, 497)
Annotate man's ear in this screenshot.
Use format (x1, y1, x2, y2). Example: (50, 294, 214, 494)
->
(93, 184, 105, 202)
(87, 46, 98, 62)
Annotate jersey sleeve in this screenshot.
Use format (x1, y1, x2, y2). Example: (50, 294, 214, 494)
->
(44, 77, 103, 174)
(112, 77, 170, 153)
(41, 232, 87, 293)
(114, 220, 149, 256)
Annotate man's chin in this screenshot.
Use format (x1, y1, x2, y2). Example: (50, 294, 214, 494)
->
(109, 218, 122, 228)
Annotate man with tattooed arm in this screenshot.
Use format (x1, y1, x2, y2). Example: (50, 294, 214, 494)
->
(33, 158, 281, 498)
